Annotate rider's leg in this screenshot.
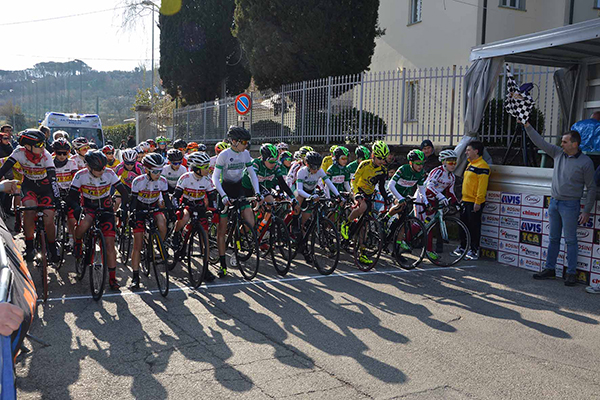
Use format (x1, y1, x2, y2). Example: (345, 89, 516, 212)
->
(154, 212, 167, 241)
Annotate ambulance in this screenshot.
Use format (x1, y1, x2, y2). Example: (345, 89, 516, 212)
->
(40, 112, 105, 147)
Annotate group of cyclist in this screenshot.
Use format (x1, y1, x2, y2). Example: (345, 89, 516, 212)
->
(0, 124, 463, 294)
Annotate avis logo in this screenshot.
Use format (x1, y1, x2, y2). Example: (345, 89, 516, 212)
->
(501, 194, 521, 205)
(521, 221, 542, 233)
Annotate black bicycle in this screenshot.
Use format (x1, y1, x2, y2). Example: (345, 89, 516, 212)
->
(116, 208, 133, 264)
(255, 200, 292, 276)
(53, 199, 69, 269)
(137, 208, 170, 297)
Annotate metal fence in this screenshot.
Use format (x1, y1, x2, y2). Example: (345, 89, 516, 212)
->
(173, 64, 561, 146)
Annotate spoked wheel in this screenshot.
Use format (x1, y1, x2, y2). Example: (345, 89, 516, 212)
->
(150, 232, 169, 297)
(353, 217, 384, 271)
(55, 213, 68, 269)
(392, 216, 426, 270)
(118, 224, 132, 264)
(425, 216, 471, 267)
(208, 220, 219, 265)
(75, 234, 87, 281)
(36, 231, 49, 302)
(233, 220, 260, 280)
(187, 226, 209, 288)
(311, 218, 339, 275)
(263, 216, 291, 276)
(141, 233, 151, 278)
(88, 233, 108, 301)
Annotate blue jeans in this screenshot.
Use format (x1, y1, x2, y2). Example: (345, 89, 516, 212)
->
(545, 198, 580, 275)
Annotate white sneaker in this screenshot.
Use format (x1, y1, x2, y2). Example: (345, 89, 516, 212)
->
(585, 286, 600, 294)
(452, 247, 465, 257)
(465, 250, 478, 260)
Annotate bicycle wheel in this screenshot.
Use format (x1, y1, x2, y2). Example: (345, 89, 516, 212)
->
(118, 224, 132, 263)
(208, 220, 220, 265)
(311, 218, 339, 275)
(54, 212, 67, 269)
(36, 230, 49, 302)
(150, 232, 169, 297)
(141, 234, 151, 278)
(75, 234, 87, 281)
(393, 216, 426, 270)
(353, 217, 384, 271)
(88, 232, 108, 301)
(187, 225, 209, 288)
(267, 216, 291, 276)
(425, 216, 471, 267)
(233, 219, 260, 280)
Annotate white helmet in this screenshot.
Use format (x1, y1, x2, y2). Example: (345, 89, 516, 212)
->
(439, 149, 458, 162)
(122, 149, 137, 163)
(276, 142, 288, 151)
(139, 142, 151, 152)
(188, 151, 211, 168)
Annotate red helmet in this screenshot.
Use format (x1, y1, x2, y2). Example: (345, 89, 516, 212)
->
(102, 145, 115, 154)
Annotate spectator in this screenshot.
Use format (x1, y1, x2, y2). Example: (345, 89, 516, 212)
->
(0, 125, 15, 149)
(420, 139, 441, 174)
(457, 140, 490, 260)
(127, 135, 136, 148)
(39, 125, 52, 151)
(523, 122, 596, 287)
(0, 133, 13, 159)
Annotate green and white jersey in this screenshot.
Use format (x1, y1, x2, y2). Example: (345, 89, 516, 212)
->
(214, 148, 253, 183)
(241, 158, 285, 190)
(346, 160, 359, 180)
(326, 162, 350, 193)
(390, 164, 426, 198)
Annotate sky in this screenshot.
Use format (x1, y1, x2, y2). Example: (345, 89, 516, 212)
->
(2, 0, 158, 72)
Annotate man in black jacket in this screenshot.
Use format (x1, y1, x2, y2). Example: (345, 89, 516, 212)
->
(421, 139, 441, 175)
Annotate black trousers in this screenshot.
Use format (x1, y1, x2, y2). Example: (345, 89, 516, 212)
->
(460, 201, 484, 252)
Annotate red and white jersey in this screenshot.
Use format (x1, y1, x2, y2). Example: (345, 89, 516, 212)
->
(424, 165, 457, 201)
(131, 174, 168, 205)
(176, 172, 214, 202)
(162, 164, 188, 189)
(286, 161, 303, 187)
(71, 168, 120, 200)
(70, 154, 86, 170)
(54, 158, 79, 190)
(9, 147, 54, 181)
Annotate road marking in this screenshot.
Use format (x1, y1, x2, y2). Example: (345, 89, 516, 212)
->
(40, 265, 478, 303)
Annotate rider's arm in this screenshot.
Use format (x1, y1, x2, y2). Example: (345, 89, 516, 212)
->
(66, 186, 81, 210)
(323, 177, 340, 197)
(296, 179, 311, 199)
(343, 180, 351, 193)
(45, 166, 61, 201)
(211, 166, 226, 198)
(162, 189, 173, 209)
(378, 173, 388, 203)
(417, 185, 428, 205)
(207, 189, 218, 209)
(114, 181, 130, 206)
(247, 165, 260, 196)
(276, 175, 295, 199)
(0, 157, 16, 179)
(388, 179, 404, 202)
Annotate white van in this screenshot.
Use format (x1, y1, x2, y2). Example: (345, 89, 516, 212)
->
(40, 112, 105, 147)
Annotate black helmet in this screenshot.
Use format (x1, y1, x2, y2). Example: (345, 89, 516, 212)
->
(85, 150, 108, 171)
(172, 139, 187, 150)
(197, 143, 207, 152)
(305, 151, 323, 169)
(333, 146, 350, 160)
(260, 143, 278, 161)
(227, 125, 251, 141)
(18, 129, 46, 147)
(52, 138, 71, 152)
(167, 148, 184, 162)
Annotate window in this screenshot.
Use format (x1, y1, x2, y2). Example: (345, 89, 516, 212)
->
(406, 81, 419, 121)
(595, 0, 600, 9)
(409, 0, 422, 24)
(499, 0, 526, 10)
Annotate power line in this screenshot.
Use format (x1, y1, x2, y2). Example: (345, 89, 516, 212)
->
(5, 5, 130, 26)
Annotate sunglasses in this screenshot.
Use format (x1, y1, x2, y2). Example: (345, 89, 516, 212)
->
(412, 161, 424, 166)
(238, 140, 249, 146)
(56, 151, 69, 156)
(79, 146, 90, 151)
(194, 164, 210, 170)
(171, 161, 182, 166)
(105, 152, 114, 156)
(445, 160, 457, 165)
(266, 158, 278, 164)
(339, 156, 348, 160)
(125, 161, 136, 166)
(1, 137, 9, 140)
(375, 156, 385, 161)
(150, 169, 162, 175)
(34, 142, 45, 148)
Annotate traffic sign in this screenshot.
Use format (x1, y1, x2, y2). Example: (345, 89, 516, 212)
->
(235, 93, 251, 115)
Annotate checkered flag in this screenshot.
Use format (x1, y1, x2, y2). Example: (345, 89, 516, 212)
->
(504, 65, 535, 123)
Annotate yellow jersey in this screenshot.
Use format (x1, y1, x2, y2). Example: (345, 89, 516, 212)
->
(321, 155, 333, 173)
(351, 159, 387, 196)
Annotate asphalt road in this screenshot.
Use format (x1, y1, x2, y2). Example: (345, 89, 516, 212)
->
(10, 228, 600, 399)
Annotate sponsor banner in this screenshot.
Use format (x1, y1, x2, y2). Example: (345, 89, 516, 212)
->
(544, 196, 551, 209)
(483, 202, 500, 215)
(518, 256, 542, 272)
(501, 192, 522, 205)
(576, 270, 590, 285)
(520, 231, 541, 246)
(521, 206, 543, 221)
(499, 240, 519, 255)
(500, 204, 521, 217)
(480, 236, 499, 250)
(521, 194, 544, 208)
(500, 216, 520, 230)
(556, 265, 564, 279)
(594, 229, 600, 245)
(486, 191, 501, 203)
(481, 225, 499, 238)
(590, 272, 600, 288)
(595, 215, 600, 229)
(577, 228, 593, 244)
(481, 213, 500, 226)
(578, 242, 593, 258)
(519, 243, 541, 259)
(498, 251, 519, 266)
(520, 219, 542, 234)
(542, 250, 565, 266)
(593, 244, 600, 259)
(592, 258, 600, 274)
(542, 208, 549, 221)
(543, 221, 551, 235)
(480, 248, 497, 261)
(499, 227, 519, 243)
(577, 255, 591, 272)
(578, 214, 594, 229)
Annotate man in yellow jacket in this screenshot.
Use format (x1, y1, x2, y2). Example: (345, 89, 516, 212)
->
(455, 140, 490, 260)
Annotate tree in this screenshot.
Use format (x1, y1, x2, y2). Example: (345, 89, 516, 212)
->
(0, 101, 27, 131)
(158, 0, 251, 104)
(233, 0, 384, 90)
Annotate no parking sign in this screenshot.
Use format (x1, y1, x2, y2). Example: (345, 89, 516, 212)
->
(235, 93, 251, 115)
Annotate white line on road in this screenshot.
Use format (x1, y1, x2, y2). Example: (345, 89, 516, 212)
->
(40, 265, 479, 303)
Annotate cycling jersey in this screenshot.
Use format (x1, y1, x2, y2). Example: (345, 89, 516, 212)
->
(296, 166, 339, 198)
(131, 174, 169, 205)
(70, 154, 86, 170)
(106, 158, 120, 170)
(346, 160, 359, 180)
(71, 168, 120, 201)
(241, 158, 286, 191)
(209, 155, 217, 175)
(326, 162, 351, 193)
(321, 155, 333, 173)
(424, 165, 457, 202)
(212, 148, 258, 199)
(285, 161, 304, 188)
(162, 164, 188, 189)
(5, 147, 54, 182)
(388, 164, 426, 201)
(115, 162, 144, 189)
(54, 157, 78, 191)
(0, 157, 23, 187)
(352, 159, 387, 196)
(175, 172, 214, 203)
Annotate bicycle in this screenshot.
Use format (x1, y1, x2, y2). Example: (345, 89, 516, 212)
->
(136, 208, 170, 297)
(74, 208, 113, 301)
(17, 205, 55, 302)
(324, 192, 352, 231)
(254, 200, 292, 276)
(167, 204, 209, 288)
(116, 208, 133, 264)
(53, 200, 69, 270)
(345, 194, 384, 271)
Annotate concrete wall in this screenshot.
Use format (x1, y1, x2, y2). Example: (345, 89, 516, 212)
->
(571, 1, 600, 24)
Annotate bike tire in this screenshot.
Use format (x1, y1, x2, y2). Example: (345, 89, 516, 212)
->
(150, 232, 170, 297)
(425, 216, 471, 267)
(187, 226, 209, 288)
(141, 233, 151, 278)
(311, 217, 339, 275)
(234, 219, 260, 280)
(393, 216, 426, 270)
(269, 216, 291, 276)
(55, 212, 67, 269)
(208, 220, 220, 265)
(37, 231, 49, 302)
(75, 233, 87, 281)
(118, 225, 132, 263)
(353, 216, 384, 271)
(89, 232, 108, 301)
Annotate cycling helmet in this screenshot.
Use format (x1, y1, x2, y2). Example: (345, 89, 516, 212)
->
(72, 137, 89, 150)
(188, 152, 211, 169)
(227, 125, 251, 141)
(187, 142, 199, 151)
(89, 143, 98, 150)
(52, 138, 71, 152)
(85, 150, 108, 171)
(355, 145, 370, 159)
(276, 142, 289, 151)
(215, 141, 229, 154)
(407, 149, 425, 162)
(305, 151, 323, 169)
(139, 142, 151, 152)
(167, 148, 184, 162)
(372, 141, 390, 159)
(102, 145, 115, 154)
(146, 139, 157, 147)
(142, 153, 166, 170)
(156, 136, 168, 145)
(280, 151, 293, 161)
(333, 146, 349, 160)
(438, 149, 458, 162)
(299, 146, 314, 157)
(198, 143, 207, 152)
(53, 130, 69, 141)
(329, 145, 338, 154)
(293, 151, 303, 161)
(122, 149, 138, 163)
(18, 129, 46, 147)
(172, 139, 187, 150)
(260, 143, 278, 161)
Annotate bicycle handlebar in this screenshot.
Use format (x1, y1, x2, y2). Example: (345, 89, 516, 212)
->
(17, 205, 56, 212)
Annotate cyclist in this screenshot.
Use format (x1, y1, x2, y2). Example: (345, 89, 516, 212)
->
(114, 149, 143, 212)
(197, 143, 207, 153)
(242, 143, 297, 203)
(146, 139, 157, 153)
(70, 137, 90, 170)
(163, 149, 188, 194)
(286, 145, 313, 191)
(321, 145, 338, 173)
(155, 136, 168, 157)
(102, 145, 120, 170)
(278, 151, 293, 175)
(210, 141, 230, 174)
(186, 142, 199, 156)
(342, 141, 390, 262)
(212, 126, 260, 277)
(347, 145, 370, 180)
(69, 150, 130, 290)
(129, 153, 173, 290)
(53, 138, 79, 247)
(172, 139, 188, 166)
(171, 152, 218, 281)
(326, 146, 352, 194)
(276, 142, 288, 156)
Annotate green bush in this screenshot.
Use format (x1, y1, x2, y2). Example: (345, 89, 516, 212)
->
(104, 123, 135, 146)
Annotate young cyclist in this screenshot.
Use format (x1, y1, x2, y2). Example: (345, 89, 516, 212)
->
(114, 149, 143, 212)
(295, 151, 340, 222)
(52, 138, 79, 247)
(212, 126, 260, 277)
(347, 145, 370, 180)
(171, 152, 218, 281)
(129, 153, 173, 290)
(70, 137, 90, 170)
(278, 151, 293, 176)
(276, 142, 288, 156)
(172, 139, 188, 166)
(321, 145, 338, 173)
(285, 146, 313, 191)
(102, 145, 120, 170)
(186, 142, 199, 156)
(0, 129, 61, 262)
(163, 149, 188, 194)
(68, 150, 130, 290)
(210, 141, 230, 175)
(155, 136, 168, 157)
(146, 139, 157, 153)
(326, 146, 352, 194)
(242, 143, 297, 202)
